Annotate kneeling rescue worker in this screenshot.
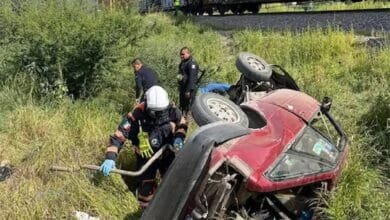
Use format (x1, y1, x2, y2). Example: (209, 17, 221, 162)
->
(99, 86, 187, 207)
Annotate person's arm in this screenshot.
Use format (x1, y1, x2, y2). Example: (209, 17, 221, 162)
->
(185, 61, 198, 93)
(178, 63, 187, 86)
(157, 108, 187, 150)
(175, 117, 187, 137)
(135, 74, 143, 100)
(173, 110, 187, 150)
(105, 112, 138, 158)
(100, 110, 140, 176)
(105, 103, 145, 157)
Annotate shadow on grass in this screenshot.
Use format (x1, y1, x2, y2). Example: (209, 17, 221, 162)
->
(124, 211, 143, 220)
(357, 92, 390, 176)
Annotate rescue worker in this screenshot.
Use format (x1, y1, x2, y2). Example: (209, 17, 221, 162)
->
(131, 58, 159, 103)
(99, 86, 187, 207)
(177, 47, 199, 116)
(174, 0, 180, 16)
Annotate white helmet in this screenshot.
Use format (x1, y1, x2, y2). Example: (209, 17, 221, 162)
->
(145, 86, 169, 111)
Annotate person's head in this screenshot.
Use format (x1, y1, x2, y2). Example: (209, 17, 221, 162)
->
(145, 86, 169, 118)
(180, 47, 192, 61)
(131, 58, 143, 73)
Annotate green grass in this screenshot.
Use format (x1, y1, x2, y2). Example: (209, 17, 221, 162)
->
(0, 100, 141, 219)
(0, 1, 389, 219)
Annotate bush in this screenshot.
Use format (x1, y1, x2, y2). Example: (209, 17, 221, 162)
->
(0, 0, 144, 99)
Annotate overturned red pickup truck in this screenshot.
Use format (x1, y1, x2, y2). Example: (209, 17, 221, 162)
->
(141, 53, 348, 220)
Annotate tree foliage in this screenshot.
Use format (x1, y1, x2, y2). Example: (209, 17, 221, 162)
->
(0, 0, 145, 99)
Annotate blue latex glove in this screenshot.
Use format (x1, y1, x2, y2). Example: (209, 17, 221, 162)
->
(173, 137, 184, 151)
(100, 159, 116, 176)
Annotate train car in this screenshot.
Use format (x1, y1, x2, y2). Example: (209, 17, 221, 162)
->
(139, 0, 311, 15)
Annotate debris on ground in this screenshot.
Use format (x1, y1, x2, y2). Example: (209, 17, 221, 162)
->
(0, 160, 13, 182)
(74, 211, 100, 220)
(353, 36, 386, 48)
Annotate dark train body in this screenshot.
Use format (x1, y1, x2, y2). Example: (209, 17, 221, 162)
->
(140, 0, 320, 15)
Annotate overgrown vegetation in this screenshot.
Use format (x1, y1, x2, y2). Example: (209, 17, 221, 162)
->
(0, 0, 147, 105)
(0, 0, 388, 219)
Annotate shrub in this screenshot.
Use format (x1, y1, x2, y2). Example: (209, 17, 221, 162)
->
(0, 0, 144, 99)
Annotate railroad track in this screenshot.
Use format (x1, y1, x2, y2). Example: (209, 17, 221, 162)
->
(226, 8, 390, 15)
(192, 8, 390, 33)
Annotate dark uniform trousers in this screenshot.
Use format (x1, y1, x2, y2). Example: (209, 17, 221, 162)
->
(178, 57, 198, 115)
(127, 107, 182, 200)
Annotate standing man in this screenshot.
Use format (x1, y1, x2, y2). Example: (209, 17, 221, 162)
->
(177, 47, 199, 116)
(132, 58, 159, 103)
(100, 86, 187, 208)
(174, 0, 180, 16)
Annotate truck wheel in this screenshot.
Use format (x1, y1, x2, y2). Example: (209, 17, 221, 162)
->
(236, 52, 272, 82)
(205, 8, 213, 16)
(191, 93, 249, 127)
(218, 8, 225, 15)
(250, 4, 259, 14)
(217, 5, 228, 15)
(231, 6, 239, 15)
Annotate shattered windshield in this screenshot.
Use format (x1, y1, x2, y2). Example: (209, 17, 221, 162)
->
(310, 111, 341, 149)
(269, 154, 332, 181)
(268, 112, 341, 181)
(293, 126, 339, 163)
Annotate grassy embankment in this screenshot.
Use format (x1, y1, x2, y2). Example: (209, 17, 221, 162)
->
(260, 0, 390, 13)
(0, 0, 388, 219)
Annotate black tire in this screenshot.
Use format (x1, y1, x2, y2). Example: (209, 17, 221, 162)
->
(270, 64, 300, 91)
(249, 4, 259, 14)
(218, 9, 225, 16)
(191, 93, 249, 127)
(205, 8, 213, 16)
(235, 52, 272, 82)
(217, 5, 228, 16)
(231, 6, 239, 15)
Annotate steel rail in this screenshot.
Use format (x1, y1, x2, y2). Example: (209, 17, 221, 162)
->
(209, 8, 390, 16)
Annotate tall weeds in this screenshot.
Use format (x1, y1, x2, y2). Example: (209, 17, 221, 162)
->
(0, 99, 141, 219)
(0, 0, 144, 100)
(0, 1, 388, 219)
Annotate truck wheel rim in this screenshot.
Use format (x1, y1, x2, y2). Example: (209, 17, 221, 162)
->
(206, 98, 239, 123)
(247, 56, 266, 71)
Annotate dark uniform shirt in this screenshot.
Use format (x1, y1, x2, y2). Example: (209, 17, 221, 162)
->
(178, 57, 199, 93)
(135, 66, 159, 99)
(110, 103, 184, 150)
(108, 103, 187, 200)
